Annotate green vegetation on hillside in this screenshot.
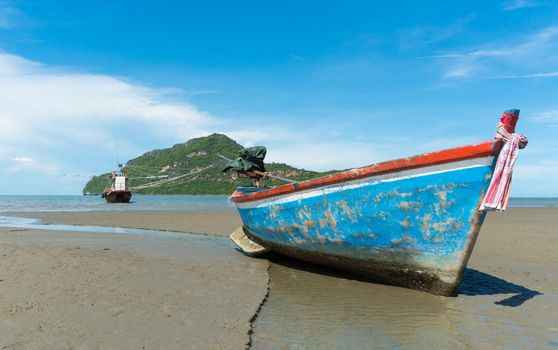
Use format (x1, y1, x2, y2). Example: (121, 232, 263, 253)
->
(83, 134, 335, 195)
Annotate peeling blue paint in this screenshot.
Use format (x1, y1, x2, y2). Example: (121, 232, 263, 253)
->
(238, 166, 492, 273)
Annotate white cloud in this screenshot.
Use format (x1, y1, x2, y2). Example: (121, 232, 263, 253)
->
(13, 156, 34, 163)
(444, 65, 476, 79)
(222, 122, 481, 172)
(0, 52, 551, 196)
(492, 71, 558, 79)
(264, 137, 482, 171)
(514, 161, 558, 179)
(531, 110, 558, 125)
(505, 159, 558, 197)
(518, 26, 558, 53)
(424, 26, 558, 80)
(420, 49, 508, 60)
(399, 16, 474, 50)
(0, 52, 218, 190)
(9, 156, 59, 174)
(266, 141, 397, 171)
(0, 52, 43, 74)
(0, 52, 214, 156)
(1, 52, 412, 191)
(502, 0, 541, 11)
(224, 130, 273, 147)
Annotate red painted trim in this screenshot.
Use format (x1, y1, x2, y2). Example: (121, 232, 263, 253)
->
(231, 140, 502, 204)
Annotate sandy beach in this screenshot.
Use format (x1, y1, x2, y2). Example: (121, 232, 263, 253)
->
(1, 208, 557, 349)
(0, 211, 265, 349)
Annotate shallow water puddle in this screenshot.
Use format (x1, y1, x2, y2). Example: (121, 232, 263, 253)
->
(0, 215, 229, 247)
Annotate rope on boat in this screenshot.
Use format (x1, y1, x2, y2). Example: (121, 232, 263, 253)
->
(480, 110, 528, 211)
(127, 175, 170, 180)
(129, 165, 214, 190)
(125, 164, 209, 172)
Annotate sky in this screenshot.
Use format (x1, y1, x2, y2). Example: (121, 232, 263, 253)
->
(0, 0, 557, 196)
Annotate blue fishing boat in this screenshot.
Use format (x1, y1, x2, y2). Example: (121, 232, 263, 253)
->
(227, 110, 526, 296)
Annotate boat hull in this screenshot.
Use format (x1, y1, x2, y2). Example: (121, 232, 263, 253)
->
(232, 149, 498, 296)
(103, 190, 132, 203)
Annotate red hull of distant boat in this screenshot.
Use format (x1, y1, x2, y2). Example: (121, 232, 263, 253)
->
(103, 190, 132, 203)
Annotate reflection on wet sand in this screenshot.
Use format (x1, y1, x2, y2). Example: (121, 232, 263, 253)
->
(252, 257, 464, 349)
(252, 256, 554, 349)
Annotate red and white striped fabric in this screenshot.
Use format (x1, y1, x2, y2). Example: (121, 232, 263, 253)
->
(480, 134, 523, 211)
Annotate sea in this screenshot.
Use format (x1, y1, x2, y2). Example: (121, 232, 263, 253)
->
(0, 195, 556, 213)
(0, 194, 234, 212)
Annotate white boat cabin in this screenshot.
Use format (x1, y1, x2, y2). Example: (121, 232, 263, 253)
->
(112, 175, 127, 191)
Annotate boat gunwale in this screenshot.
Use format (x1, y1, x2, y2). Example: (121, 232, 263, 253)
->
(231, 140, 502, 204)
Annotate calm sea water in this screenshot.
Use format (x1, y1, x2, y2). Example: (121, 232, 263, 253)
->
(508, 197, 558, 208)
(0, 195, 555, 212)
(0, 195, 233, 212)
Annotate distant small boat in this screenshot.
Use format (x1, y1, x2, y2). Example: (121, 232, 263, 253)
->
(228, 110, 526, 296)
(102, 164, 132, 203)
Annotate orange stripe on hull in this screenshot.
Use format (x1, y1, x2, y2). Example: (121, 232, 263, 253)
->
(231, 140, 501, 204)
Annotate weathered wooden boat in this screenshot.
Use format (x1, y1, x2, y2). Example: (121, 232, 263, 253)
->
(227, 110, 526, 296)
(102, 164, 132, 203)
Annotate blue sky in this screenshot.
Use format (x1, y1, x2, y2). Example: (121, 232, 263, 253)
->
(0, 0, 557, 195)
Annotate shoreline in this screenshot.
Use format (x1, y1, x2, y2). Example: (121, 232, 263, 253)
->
(3, 210, 242, 237)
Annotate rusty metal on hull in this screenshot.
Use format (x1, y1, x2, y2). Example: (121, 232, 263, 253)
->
(244, 228, 463, 296)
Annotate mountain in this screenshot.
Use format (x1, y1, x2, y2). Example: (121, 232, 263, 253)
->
(83, 133, 334, 195)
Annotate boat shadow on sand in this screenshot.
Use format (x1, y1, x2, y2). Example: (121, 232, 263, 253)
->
(458, 268, 542, 307)
(259, 253, 541, 307)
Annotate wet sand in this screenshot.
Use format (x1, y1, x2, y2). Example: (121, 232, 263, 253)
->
(1, 208, 557, 349)
(4, 210, 242, 236)
(254, 208, 558, 349)
(0, 213, 266, 349)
